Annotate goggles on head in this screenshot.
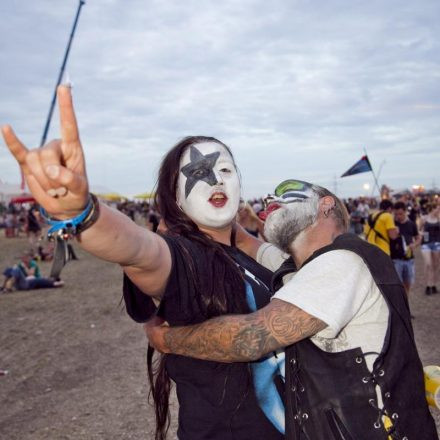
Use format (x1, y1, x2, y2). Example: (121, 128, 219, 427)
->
(263, 179, 315, 209)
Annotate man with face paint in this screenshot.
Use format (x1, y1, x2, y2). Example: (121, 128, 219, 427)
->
(146, 179, 438, 440)
(2, 86, 285, 440)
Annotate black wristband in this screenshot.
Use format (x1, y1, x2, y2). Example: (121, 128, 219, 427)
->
(76, 193, 100, 235)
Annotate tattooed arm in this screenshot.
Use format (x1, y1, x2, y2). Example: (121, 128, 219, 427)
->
(145, 299, 327, 362)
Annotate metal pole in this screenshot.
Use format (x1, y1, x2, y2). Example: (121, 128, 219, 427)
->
(363, 147, 381, 197)
(370, 160, 386, 197)
(40, 0, 86, 147)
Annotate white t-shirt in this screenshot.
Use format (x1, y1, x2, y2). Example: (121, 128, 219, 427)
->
(258, 245, 389, 372)
(256, 242, 293, 285)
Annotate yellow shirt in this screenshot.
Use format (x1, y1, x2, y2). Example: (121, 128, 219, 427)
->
(364, 211, 396, 255)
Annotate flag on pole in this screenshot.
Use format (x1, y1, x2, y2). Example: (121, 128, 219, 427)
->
(341, 155, 372, 178)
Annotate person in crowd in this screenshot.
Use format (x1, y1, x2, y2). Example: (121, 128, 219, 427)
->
(356, 196, 370, 224)
(348, 199, 364, 235)
(2, 85, 284, 440)
(25, 204, 42, 252)
(364, 199, 399, 255)
(146, 178, 438, 440)
(2, 252, 64, 292)
(236, 200, 265, 238)
(146, 206, 160, 232)
(37, 242, 55, 262)
(419, 201, 440, 295)
(390, 201, 421, 297)
(4, 211, 17, 237)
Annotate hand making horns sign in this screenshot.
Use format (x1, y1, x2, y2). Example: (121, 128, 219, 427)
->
(2, 85, 89, 219)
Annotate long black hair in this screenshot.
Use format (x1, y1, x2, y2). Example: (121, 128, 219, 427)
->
(148, 136, 250, 440)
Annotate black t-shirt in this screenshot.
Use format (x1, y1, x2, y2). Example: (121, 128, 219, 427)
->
(27, 210, 41, 232)
(390, 219, 419, 260)
(123, 235, 284, 440)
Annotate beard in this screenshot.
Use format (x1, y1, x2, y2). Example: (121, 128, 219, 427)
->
(264, 197, 319, 253)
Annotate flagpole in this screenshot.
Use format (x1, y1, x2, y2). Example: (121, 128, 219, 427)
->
(363, 147, 381, 197)
(39, 0, 86, 147)
(371, 160, 386, 197)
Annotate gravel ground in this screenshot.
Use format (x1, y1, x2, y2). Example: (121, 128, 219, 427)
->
(0, 235, 439, 439)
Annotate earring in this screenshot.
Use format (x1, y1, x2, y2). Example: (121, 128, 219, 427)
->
(324, 206, 334, 218)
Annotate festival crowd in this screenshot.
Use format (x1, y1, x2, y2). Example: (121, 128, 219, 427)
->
(1, 86, 438, 439)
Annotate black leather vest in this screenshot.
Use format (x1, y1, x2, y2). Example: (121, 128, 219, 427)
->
(273, 234, 438, 440)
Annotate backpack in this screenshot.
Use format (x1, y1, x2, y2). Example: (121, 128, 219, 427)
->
(365, 211, 387, 243)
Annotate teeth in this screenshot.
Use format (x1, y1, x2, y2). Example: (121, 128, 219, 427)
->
(212, 194, 225, 200)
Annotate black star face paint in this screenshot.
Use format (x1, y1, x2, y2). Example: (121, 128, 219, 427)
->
(176, 142, 241, 229)
(181, 146, 221, 198)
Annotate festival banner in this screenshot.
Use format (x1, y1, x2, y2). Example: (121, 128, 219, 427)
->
(341, 155, 372, 177)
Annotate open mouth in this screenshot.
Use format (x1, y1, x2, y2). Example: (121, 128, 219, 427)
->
(209, 192, 228, 208)
(258, 202, 281, 220)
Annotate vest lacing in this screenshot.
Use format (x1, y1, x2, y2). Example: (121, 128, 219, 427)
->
(360, 353, 406, 440)
(289, 356, 312, 440)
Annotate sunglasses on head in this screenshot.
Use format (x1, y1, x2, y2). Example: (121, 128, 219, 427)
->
(263, 179, 313, 210)
(274, 179, 312, 197)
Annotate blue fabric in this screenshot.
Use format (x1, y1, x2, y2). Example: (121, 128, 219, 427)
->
(393, 259, 415, 285)
(245, 281, 286, 434)
(4, 266, 55, 290)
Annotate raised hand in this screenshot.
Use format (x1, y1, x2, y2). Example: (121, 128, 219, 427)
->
(2, 85, 89, 219)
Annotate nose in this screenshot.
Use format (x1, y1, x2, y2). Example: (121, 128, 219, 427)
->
(214, 170, 224, 185)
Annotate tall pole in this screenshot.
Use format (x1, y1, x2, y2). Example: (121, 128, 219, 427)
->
(40, 0, 86, 147)
(363, 147, 381, 197)
(371, 160, 386, 197)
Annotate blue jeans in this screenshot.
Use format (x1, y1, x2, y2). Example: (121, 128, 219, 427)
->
(3, 267, 55, 290)
(393, 259, 415, 286)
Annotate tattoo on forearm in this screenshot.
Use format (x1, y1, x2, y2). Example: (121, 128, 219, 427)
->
(164, 299, 326, 362)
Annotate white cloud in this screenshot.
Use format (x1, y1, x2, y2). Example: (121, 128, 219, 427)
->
(1, 0, 439, 199)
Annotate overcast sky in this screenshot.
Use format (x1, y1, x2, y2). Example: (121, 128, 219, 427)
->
(1, 0, 439, 199)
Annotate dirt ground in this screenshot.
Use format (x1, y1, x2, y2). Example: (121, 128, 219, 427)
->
(1, 234, 439, 439)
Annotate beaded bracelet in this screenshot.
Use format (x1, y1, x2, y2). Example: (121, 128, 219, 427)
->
(40, 193, 100, 239)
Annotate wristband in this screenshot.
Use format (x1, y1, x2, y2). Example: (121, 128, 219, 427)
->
(40, 193, 100, 239)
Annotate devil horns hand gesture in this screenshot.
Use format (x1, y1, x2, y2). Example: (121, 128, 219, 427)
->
(2, 86, 89, 219)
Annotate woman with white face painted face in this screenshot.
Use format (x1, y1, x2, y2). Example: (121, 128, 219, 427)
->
(176, 141, 242, 230)
(133, 136, 285, 440)
(3, 90, 284, 440)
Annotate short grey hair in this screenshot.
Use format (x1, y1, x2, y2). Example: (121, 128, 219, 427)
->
(310, 184, 349, 232)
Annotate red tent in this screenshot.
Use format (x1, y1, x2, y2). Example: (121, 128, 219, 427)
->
(10, 196, 36, 204)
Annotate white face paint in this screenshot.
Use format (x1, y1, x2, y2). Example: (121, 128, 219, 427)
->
(264, 195, 320, 253)
(176, 142, 241, 229)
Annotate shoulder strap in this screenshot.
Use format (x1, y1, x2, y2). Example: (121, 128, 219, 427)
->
(366, 211, 387, 243)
